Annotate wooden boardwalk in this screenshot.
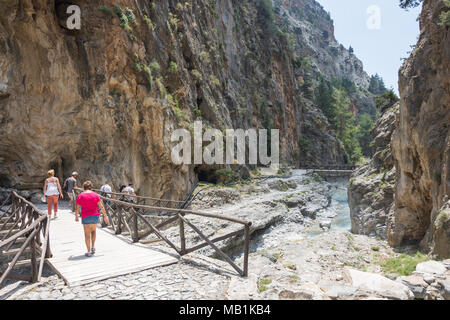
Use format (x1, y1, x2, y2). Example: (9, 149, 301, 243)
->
(312, 169, 354, 176)
(45, 209, 179, 287)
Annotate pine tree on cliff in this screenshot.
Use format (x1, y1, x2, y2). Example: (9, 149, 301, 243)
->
(316, 78, 335, 124)
(399, 0, 423, 9)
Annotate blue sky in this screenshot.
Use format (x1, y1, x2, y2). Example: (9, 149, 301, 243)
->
(316, 0, 422, 94)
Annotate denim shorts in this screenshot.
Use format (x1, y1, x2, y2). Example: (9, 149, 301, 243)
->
(82, 215, 100, 225)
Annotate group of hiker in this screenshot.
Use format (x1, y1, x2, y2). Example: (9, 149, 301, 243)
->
(42, 169, 137, 257)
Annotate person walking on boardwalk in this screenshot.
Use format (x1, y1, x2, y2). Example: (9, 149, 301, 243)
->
(43, 169, 63, 219)
(75, 181, 109, 257)
(63, 171, 78, 211)
(118, 185, 127, 201)
(100, 181, 112, 206)
(122, 183, 137, 203)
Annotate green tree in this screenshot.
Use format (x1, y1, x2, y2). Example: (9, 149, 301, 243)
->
(258, 0, 277, 36)
(357, 113, 374, 157)
(375, 90, 399, 109)
(399, 0, 422, 9)
(332, 88, 362, 163)
(368, 74, 387, 95)
(315, 78, 335, 126)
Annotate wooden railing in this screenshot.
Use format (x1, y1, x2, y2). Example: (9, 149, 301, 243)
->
(0, 191, 52, 286)
(91, 188, 186, 209)
(74, 188, 252, 277)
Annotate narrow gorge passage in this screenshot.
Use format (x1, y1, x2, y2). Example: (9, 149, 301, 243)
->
(186, 169, 353, 258)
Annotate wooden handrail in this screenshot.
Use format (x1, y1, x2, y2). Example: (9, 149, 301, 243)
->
(78, 188, 185, 204)
(98, 195, 251, 226)
(73, 187, 252, 277)
(0, 191, 50, 285)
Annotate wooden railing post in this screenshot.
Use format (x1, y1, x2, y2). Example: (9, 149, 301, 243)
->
(132, 209, 139, 243)
(243, 224, 250, 277)
(71, 191, 76, 213)
(30, 230, 38, 282)
(179, 214, 186, 255)
(44, 218, 52, 258)
(117, 209, 122, 235)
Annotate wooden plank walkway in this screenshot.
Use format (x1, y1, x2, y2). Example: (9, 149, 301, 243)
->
(45, 209, 179, 287)
(313, 169, 354, 175)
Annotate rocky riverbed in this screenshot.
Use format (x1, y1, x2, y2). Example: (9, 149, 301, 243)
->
(1, 170, 449, 300)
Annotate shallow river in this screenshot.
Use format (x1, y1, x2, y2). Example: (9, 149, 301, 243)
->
(251, 170, 352, 251)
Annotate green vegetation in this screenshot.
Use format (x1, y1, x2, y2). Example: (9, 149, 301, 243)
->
(168, 61, 178, 74)
(298, 137, 309, 152)
(125, 8, 137, 26)
(215, 169, 239, 185)
(435, 211, 450, 229)
(149, 61, 161, 75)
(381, 252, 429, 276)
(331, 88, 362, 163)
(258, 278, 272, 292)
(191, 70, 203, 82)
(210, 75, 221, 87)
(114, 5, 131, 31)
(375, 90, 399, 108)
(169, 13, 180, 30)
(357, 114, 374, 157)
(257, 0, 277, 36)
(133, 60, 153, 90)
(156, 77, 167, 96)
(311, 173, 323, 183)
(439, 0, 450, 27)
(368, 74, 387, 95)
(128, 33, 137, 41)
(251, 168, 261, 176)
(142, 64, 153, 90)
(399, 0, 422, 9)
(143, 15, 156, 30)
(314, 75, 383, 162)
(272, 252, 282, 261)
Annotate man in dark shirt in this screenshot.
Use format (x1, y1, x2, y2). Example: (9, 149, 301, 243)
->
(64, 172, 78, 211)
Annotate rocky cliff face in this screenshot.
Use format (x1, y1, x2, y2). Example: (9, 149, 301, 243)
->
(0, 0, 373, 199)
(349, 0, 450, 258)
(389, 0, 450, 258)
(348, 102, 398, 239)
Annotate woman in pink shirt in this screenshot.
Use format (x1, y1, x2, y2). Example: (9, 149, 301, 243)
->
(75, 181, 109, 257)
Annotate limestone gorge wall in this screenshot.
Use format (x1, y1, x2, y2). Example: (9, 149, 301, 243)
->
(0, 0, 373, 199)
(348, 101, 398, 239)
(349, 0, 450, 258)
(389, 0, 450, 258)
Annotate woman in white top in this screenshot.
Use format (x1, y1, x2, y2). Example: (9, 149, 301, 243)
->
(43, 169, 63, 218)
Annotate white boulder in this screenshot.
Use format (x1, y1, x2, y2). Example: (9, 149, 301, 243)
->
(343, 267, 414, 300)
(415, 261, 447, 275)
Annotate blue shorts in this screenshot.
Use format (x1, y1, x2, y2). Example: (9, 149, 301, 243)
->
(82, 215, 100, 225)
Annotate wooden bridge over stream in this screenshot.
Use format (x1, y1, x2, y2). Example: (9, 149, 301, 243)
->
(302, 165, 357, 177)
(0, 188, 251, 287)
